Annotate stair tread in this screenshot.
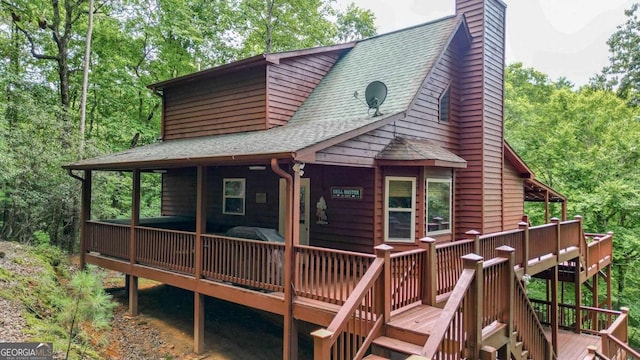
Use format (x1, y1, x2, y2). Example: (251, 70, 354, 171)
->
(372, 336, 423, 355)
(363, 355, 389, 360)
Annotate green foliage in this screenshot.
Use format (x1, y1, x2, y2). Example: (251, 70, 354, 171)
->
(505, 62, 640, 345)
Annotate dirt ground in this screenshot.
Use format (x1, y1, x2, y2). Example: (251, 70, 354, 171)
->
(104, 276, 315, 360)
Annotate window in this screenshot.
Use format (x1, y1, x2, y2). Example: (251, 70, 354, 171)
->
(426, 178, 452, 235)
(385, 177, 416, 242)
(439, 86, 450, 122)
(223, 178, 245, 215)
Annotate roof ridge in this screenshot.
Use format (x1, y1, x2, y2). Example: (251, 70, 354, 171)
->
(355, 14, 459, 44)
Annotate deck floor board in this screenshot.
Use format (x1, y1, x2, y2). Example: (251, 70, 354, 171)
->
(545, 328, 601, 359)
(387, 305, 442, 335)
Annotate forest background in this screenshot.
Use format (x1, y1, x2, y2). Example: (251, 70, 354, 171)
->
(2, 0, 640, 347)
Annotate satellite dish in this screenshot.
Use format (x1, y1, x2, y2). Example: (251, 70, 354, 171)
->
(365, 81, 387, 117)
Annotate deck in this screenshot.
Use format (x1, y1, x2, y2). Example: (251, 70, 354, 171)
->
(81, 217, 621, 359)
(545, 328, 601, 359)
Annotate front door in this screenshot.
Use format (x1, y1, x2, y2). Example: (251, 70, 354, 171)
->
(279, 178, 310, 245)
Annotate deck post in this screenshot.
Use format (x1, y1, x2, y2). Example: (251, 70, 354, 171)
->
(193, 165, 207, 353)
(550, 265, 559, 357)
(79, 170, 92, 269)
(375, 244, 393, 322)
(606, 232, 614, 310)
(194, 293, 204, 353)
(518, 221, 529, 275)
(310, 328, 333, 360)
(544, 190, 550, 223)
(129, 169, 140, 317)
(463, 253, 483, 360)
(551, 217, 560, 256)
(466, 230, 481, 256)
(496, 246, 515, 342)
(419, 237, 437, 306)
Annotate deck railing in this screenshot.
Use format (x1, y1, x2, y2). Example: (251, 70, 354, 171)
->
(559, 219, 581, 251)
(586, 233, 613, 276)
(390, 248, 425, 310)
(531, 299, 621, 334)
(514, 276, 555, 360)
(600, 308, 637, 360)
(482, 257, 510, 327)
(528, 223, 557, 260)
(294, 245, 375, 305)
(435, 239, 474, 297)
(86, 221, 130, 260)
(479, 229, 526, 269)
(421, 255, 478, 360)
(135, 226, 196, 275)
(201, 234, 285, 292)
(311, 246, 389, 360)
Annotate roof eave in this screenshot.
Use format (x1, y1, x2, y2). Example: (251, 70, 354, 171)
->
(375, 159, 467, 168)
(63, 151, 296, 171)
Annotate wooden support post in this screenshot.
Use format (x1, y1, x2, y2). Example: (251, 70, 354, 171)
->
(518, 221, 529, 276)
(128, 274, 138, 316)
(545, 190, 550, 223)
(551, 217, 560, 257)
(606, 232, 614, 310)
(550, 265, 559, 357)
(419, 237, 437, 306)
(496, 246, 515, 343)
(79, 170, 92, 269)
(463, 253, 483, 360)
(129, 169, 140, 317)
(561, 201, 567, 221)
(466, 230, 481, 256)
(574, 257, 582, 334)
(193, 166, 207, 353)
(194, 293, 204, 353)
(310, 329, 333, 360)
(376, 244, 393, 322)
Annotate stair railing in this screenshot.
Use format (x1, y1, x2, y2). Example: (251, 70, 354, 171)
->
(421, 253, 482, 360)
(311, 245, 392, 360)
(513, 273, 556, 360)
(600, 308, 638, 360)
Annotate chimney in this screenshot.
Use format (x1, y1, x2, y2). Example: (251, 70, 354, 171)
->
(455, 0, 507, 236)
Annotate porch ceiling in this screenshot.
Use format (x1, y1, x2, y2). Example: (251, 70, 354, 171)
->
(524, 178, 566, 203)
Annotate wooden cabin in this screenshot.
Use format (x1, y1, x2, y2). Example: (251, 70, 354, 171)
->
(65, 0, 630, 359)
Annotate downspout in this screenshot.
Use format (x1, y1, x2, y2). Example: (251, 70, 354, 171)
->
(270, 158, 296, 360)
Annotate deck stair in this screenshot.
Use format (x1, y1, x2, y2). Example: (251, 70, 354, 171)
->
(370, 304, 442, 359)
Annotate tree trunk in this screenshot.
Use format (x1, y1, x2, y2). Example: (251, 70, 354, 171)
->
(79, 0, 95, 153)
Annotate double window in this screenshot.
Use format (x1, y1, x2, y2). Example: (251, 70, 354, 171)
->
(223, 178, 245, 215)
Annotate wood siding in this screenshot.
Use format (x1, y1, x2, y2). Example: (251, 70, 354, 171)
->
(306, 165, 376, 253)
(455, 0, 506, 237)
(163, 67, 267, 140)
(267, 53, 341, 127)
(503, 160, 524, 229)
(161, 168, 197, 217)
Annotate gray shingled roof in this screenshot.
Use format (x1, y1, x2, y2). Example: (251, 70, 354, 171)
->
(67, 15, 463, 170)
(376, 137, 466, 166)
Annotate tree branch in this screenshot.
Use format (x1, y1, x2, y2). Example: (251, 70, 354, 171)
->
(13, 22, 60, 61)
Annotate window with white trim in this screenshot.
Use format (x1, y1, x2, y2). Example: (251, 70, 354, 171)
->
(425, 178, 452, 235)
(385, 177, 416, 242)
(223, 178, 245, 215)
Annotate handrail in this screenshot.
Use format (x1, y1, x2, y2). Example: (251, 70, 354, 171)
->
(421, 268, 475, 359)
(600, 308, 633, 360)
(603, 334, 640, 359)
(514, 275, 555, 360)
(312, 257, 385, 360)
(86, 219, 131, 228)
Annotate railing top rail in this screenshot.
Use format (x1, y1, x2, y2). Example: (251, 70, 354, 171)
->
(86, 220, 131, 228)
(390, 248, 426, 258)
(602, 311, 628, 335)
(585, 233, 607, 238)
(582, 305, 622, 316)
(201, 233, 286, 247)
(529, 223, 557, 231)
(483, 257, 509, 269)
(294, 244, 377, 259)
(560, 219, 580, 225)
(479, 228, 523, 239)
(587, 234, 613, 247)
(435, 238, 474, 250)
(135, 225, 196, 236)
